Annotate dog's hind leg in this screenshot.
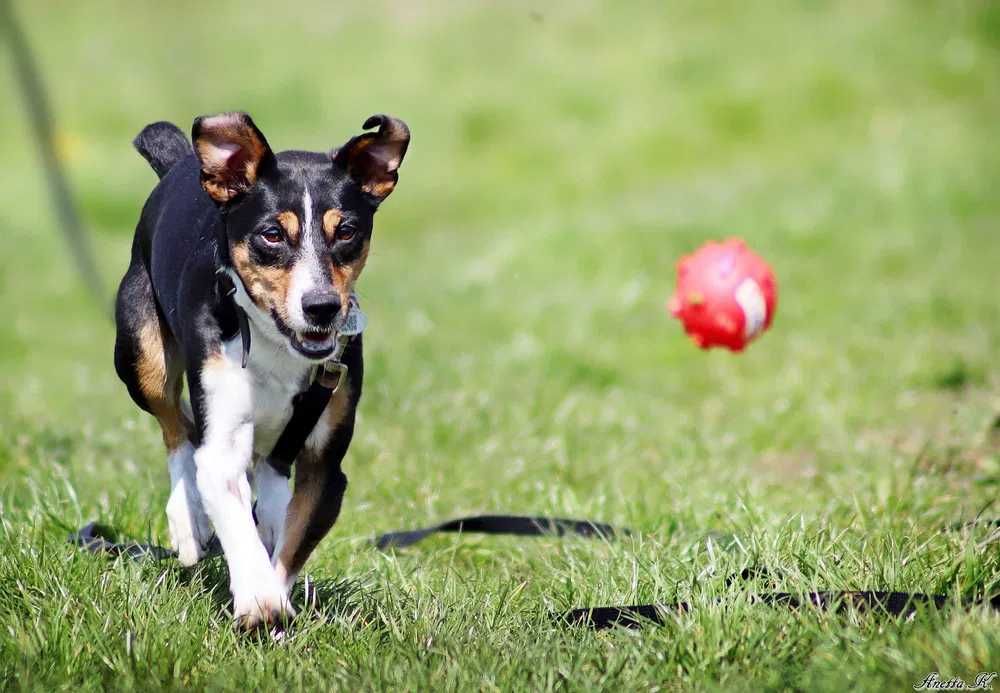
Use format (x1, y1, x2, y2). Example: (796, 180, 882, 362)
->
(114, 253, 211, 565)
(253, 460, 291, 559)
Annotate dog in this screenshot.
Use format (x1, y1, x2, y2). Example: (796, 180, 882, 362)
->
(113, 111, 409, 628)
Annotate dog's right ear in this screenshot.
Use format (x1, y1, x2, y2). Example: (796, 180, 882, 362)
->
(192, 112, 274, 203)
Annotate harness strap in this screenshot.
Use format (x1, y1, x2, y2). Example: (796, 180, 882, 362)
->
(215, 270, 251, 367)
(264, 295, 363, 476)
(214, 209, 252, 367)
(267, 361, 344, 478)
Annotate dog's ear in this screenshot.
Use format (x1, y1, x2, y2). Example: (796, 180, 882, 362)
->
(192, 112, 274, 203)
(332, 114, 410, 204)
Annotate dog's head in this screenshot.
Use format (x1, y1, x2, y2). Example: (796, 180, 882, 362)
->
(192, 112, 409, 360)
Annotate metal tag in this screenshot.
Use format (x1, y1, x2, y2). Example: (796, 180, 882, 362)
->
(318, 361, 348, 393)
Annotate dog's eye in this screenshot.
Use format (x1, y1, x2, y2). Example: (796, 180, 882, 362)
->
(337, 226, 356, 242)
(259, 228, 283, 245)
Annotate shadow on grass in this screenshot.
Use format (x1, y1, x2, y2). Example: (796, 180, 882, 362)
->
(66, 520, 384, 635)
(166, 557, 379, 633)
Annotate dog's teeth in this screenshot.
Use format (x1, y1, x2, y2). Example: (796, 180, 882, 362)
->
(299, 328, 333, 344)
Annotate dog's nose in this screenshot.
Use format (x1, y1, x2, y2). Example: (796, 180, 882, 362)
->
(301, 290, 341, 325)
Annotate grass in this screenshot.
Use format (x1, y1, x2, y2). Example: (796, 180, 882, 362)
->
(1, 0, 998, 689)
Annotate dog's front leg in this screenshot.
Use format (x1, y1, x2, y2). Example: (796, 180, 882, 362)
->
(191, 349, 293, 629)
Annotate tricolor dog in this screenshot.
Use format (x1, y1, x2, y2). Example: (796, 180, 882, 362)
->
(113, 112, 409, 628)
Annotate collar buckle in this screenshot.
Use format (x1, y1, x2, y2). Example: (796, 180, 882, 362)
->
(317, 360, 348, 393)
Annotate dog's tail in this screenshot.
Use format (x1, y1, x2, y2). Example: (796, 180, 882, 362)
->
(132, 121, 192, 179)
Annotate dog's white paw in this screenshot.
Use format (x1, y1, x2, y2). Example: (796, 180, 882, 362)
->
(232, 576, 296, 631)
(166, 476, 212, 567)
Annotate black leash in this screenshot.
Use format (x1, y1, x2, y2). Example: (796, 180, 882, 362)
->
(374, 514, 625, 550)
(69, 514, 999, 628)
(560, 564, 1000, 628)
(562, 589, 1000, 629)
(70, 521, 220, 561)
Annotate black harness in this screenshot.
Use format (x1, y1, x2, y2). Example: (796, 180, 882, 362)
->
(214, 213, 353, 479)
(267, 360, 348, 478)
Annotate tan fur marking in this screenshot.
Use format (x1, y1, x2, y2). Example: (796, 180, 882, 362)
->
(201, 351, 226, 371)
(198, 352, 229, 386)
(362, 179, 396, 198)
(155, 411, 187, 451)
(230, 242, 293, 323)
(200, 178, 237, 203)
(321, 209, 342, 244)
(329, 240, 369, 311)
(325, 378, 352, 431)
(136, 321, 168, 403)
(276, 211, 300, 244)
(136, 319, 188, 450)
(275, 452, 325, 576)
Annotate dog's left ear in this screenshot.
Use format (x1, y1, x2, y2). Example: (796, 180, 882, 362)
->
(192, 112, 275, 203)
(332, 114, 410, 204)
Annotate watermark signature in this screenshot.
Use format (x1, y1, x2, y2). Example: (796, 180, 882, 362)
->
(914, 672, 997, 691)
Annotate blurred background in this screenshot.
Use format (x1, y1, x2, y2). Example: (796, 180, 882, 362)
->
(1, 0, 998, 534)
(2, 2, 999, 687)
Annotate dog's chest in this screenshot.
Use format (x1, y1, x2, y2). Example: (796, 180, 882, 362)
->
(244, 347, 312, 457)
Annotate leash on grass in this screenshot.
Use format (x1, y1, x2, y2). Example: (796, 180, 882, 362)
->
(69, 513, 1000, 629)
(373, 514, 624, 550)
(1, 0, 106, 308)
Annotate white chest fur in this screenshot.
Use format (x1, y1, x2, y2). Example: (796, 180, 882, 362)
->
(223, 329, 312, 459)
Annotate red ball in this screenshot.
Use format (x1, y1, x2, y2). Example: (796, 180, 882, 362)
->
(667, 238, 777, 352)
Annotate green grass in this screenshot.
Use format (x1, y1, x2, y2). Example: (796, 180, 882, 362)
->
(1, 0, 999, 689)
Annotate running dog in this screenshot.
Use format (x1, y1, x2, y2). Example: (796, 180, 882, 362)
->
(114, 112, 409, 628)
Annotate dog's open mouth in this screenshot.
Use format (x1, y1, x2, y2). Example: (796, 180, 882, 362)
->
(268, 309, 337, 360)
(268, 300, 366, 362)
(290, 327, 336, 359)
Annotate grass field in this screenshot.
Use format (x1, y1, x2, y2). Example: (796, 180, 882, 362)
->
(1, 1, 999, 690)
